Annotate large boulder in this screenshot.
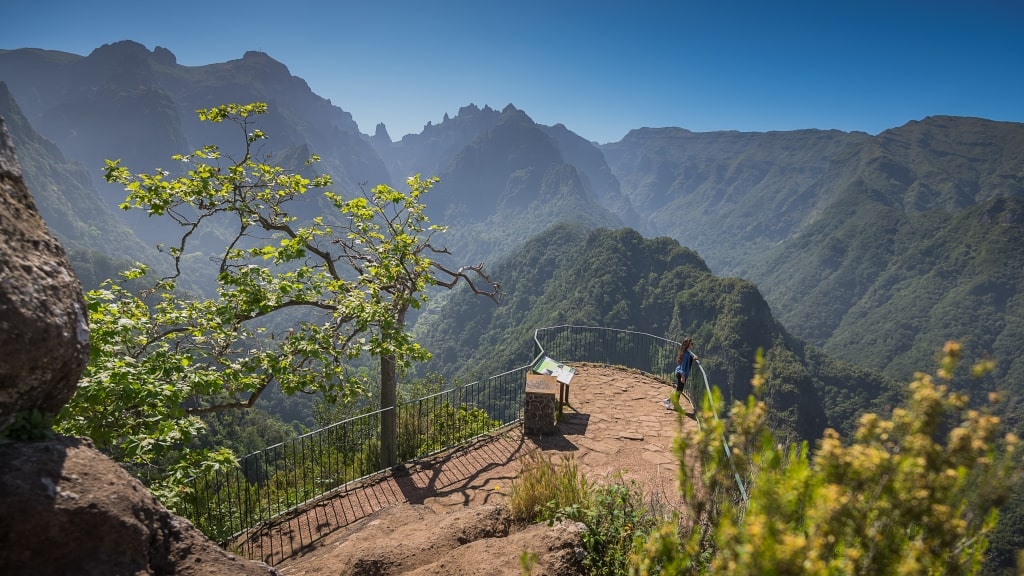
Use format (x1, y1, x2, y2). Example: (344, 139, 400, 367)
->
(406, 520, 586, 576)
(0, 113, 88, 432)
(0, 113, 277, 574)
(276, 503, 585, 576)
(0, 436, 278, 575)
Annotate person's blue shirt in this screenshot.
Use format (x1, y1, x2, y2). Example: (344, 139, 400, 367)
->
(675, 350, 695, 378)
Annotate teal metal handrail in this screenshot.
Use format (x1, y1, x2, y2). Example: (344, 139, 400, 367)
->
(531, 325, 748, 504)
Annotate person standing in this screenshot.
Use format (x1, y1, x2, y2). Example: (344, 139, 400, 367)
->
(665, 337, 698, 411)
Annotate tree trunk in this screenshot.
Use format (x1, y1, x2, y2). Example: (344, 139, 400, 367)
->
(380, 305, 407, 469)
(380, 352, 398, 469)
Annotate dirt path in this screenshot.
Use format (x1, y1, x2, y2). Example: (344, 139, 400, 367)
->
(248, 364, 696, 568)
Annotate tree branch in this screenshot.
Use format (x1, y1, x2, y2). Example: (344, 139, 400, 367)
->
(430, 260, 501, 301)
(185, 377, 270, 415)
(256, 213, 342, 280)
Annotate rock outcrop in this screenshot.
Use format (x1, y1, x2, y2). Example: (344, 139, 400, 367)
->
(0, 112, 88, 431)
(0, 437, 278, 576)
(0, 113, 277, 575)
(277, 503, 585, 576)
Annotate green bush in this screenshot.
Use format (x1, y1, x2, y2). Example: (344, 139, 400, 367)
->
(631, 343, 1021, 575)
(510, 452, 662, 575)
(569, 478, 662, 576)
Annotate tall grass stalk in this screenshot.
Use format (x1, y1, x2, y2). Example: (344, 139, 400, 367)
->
(509, 451, 591, 524)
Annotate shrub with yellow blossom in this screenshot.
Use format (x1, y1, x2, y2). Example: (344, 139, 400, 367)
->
(632, 342, 1020, 575)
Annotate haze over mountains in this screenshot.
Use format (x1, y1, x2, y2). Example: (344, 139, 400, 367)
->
(3, 37, 1024, 572)
(1, 40, 1022, 426)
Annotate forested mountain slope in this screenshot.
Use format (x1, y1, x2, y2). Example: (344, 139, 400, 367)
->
(601, 127, 871, 273)
(3, 41, 1021, 424)
(0, 81, 155, 289)
(738, 119, 1024, 413)
(414, 224, 899, 441)
(603, 117, 1024, 425)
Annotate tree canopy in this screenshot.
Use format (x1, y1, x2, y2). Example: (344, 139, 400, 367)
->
(55, 102, 497, 501)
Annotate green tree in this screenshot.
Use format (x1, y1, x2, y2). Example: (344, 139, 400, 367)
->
(55, 102, 497, 503)
(632, 342, 1021, 575)
(328, 176, 499, 466)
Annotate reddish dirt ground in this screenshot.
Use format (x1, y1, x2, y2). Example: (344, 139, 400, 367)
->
(244, 364, 697, 571)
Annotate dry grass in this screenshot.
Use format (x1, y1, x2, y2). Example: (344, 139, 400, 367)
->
(508, 451, 591, 524)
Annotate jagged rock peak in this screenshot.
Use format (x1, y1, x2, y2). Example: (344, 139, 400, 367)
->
(152, 45, 176, 66)
(79, 40, 167, 82)
(87, 39, 150, 58)
(243, 50, 274, 60)
(497, 104, 533, 126)
(452, 103, 501, 124)
(373, 122, 391, 143)
(239, 50, 293, 77)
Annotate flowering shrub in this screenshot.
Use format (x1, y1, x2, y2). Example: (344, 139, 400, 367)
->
(632, 342, 1021, 575)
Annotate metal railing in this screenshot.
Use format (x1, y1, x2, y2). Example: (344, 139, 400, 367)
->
(533, 325, 683, 380)
(180, 325, 744, 562)
(180, 366, 527, 550)
(533, 326, 747, 503)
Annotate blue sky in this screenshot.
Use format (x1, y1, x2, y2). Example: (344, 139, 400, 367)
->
(2, 1, 1022, 143)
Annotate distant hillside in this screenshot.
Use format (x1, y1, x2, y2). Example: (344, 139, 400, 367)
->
(0, 42, 389, 246)
(603, 117, 1024, 422)
(734, 118, 1024, 402)
(601, 127, 871, 273)
(3, 41, 1022, 418)
(0, 81, 155, 289)
(414, 224, 899, 441)
(371, 103, 502, 182)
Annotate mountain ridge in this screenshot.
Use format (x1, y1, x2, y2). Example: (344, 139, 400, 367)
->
(2, 41, 1021, 409)
(3, 40, 1023, 571)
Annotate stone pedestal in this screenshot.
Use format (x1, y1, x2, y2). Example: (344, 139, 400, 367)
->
(524, 373, 558, 435)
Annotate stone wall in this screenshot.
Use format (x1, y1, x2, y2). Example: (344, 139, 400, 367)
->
(524, 373, 558, 435)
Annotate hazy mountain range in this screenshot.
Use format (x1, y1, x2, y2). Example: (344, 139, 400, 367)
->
(1, 40, 1022, 426)
(3, 38, 1024, 572)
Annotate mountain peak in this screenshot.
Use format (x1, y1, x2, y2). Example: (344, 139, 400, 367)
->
(242, 50, 273, 61)
(152, 46, 176, 66)
(496, 104, 533, 126)
(87, 40, 150, 59)
(238, 50, 292, 75)
(372, 122, 391, 144)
